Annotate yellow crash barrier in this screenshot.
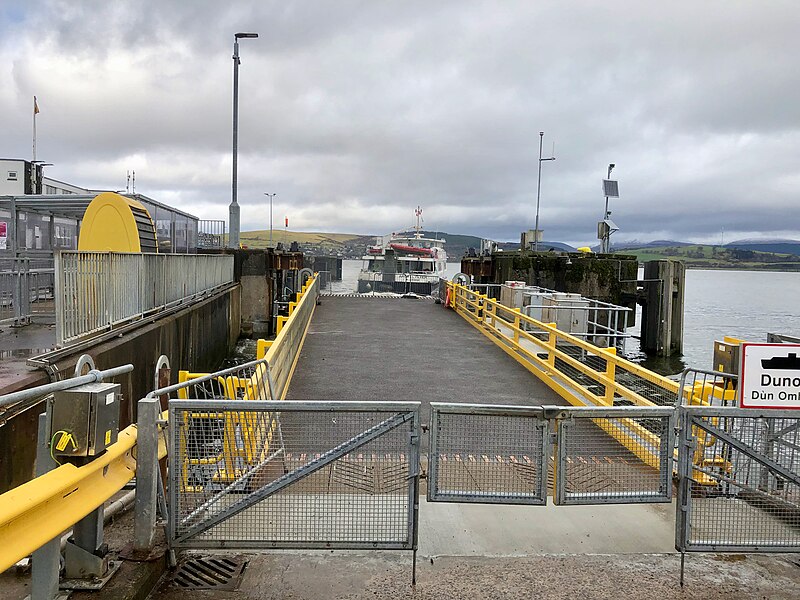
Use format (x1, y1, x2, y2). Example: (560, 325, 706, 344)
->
(0, 415, 168, 573)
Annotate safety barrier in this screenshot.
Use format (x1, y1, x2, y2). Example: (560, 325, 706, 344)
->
(428, 403, 674, 506)
(0, 257, 55, 326)
(445, 281, 683, 409)
(55, 251, 234, 345)
(676, 406, 800, 553)
(554, 406, 674, 504)
(428, 403, 549, 505)
(257, 274, 319, 400)
(0, 361, 152, 574)
(169, 400, 420, 551)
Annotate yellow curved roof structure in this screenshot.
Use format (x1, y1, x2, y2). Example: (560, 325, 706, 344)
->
(78, 192, 158, 252)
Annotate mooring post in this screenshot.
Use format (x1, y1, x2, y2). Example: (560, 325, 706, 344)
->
(641, 260, 685, 357)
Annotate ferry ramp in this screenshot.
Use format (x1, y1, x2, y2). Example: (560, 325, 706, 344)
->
(285, 295, 566, 423)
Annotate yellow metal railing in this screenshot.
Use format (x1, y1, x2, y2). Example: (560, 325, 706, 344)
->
(446, 281, 699, 470)
(174, 275, 319, 490)
(0, 274, 320, 572)
(447, 281, 684, 408)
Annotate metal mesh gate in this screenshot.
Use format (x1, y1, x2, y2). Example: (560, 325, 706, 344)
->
(428, 404, 548, 504)
(677, 406, 800, 552)
(555, 407, 675, 505)
(169, 400, 420, 550)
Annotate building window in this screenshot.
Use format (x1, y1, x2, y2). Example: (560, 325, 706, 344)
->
(7, 171, 17, 181)
(45, 185, 57, 194)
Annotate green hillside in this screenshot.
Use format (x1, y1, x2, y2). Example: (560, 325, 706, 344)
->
(619, 244, 800, 270)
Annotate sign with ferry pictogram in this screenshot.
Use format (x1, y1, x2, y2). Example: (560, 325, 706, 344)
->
(739, 343, 800, 409)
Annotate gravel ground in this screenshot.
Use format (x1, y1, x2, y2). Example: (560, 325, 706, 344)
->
(150, 551, 800, 600)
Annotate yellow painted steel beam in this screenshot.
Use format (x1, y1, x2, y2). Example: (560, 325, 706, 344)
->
(0, 413, 168, 573)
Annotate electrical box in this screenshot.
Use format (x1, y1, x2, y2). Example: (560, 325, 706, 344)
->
(50, 383, 121, 457)
(713, 340, 740, 375)
(542, 293, 589, 335)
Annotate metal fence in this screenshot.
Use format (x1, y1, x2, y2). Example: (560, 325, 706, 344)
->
(54, 251, 234, 345)
(428, 403, 548, 505)
(198, 220, 226, 249)
(676, 406, 800, 552)
(168, 400, 420, 551)
(260, 274, 319, 400)
(447, 281, 686, 410)
(0, 257, 56, 325)
(676, 367, 738, 407)
(555, 406, 674, 505)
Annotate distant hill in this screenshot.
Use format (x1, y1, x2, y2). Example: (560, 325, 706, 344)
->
(725, 239, 800, 255)
(610, 239, 693, 250)
(617, 243, 800, 271)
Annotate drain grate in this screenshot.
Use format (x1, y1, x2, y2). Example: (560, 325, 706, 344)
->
(172, 556, 248, 590)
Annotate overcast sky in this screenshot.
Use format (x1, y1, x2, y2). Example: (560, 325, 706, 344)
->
(2, 1, 799, 245)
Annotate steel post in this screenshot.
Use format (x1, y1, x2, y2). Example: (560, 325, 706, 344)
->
(31, 412, 61, 600)
(229, 38, 241, 249)
(134, 397, 160, 552)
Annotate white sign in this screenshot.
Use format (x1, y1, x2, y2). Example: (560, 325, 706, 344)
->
(739, 343, 800, 409)
(0, 221, 6, 250)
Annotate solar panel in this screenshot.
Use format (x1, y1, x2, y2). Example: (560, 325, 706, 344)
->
(602, 179, 619, 197)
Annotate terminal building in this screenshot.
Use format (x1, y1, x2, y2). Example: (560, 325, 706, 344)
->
(0, 158, 202, 255)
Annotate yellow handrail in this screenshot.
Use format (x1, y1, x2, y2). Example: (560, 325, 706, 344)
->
(446, 281, 680, 469)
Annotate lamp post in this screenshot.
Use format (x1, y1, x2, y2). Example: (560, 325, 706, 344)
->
(229, 32, 259, 249)
(533, 131, 556, 251)
(263, 193, 276, 247)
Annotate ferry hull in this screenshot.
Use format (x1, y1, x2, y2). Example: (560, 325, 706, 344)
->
(357, 279, 438, 295)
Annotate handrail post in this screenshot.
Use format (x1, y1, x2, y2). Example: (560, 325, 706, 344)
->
(513, 308, 521, 344)
(602, 347, 617, 405)
(546, 323, 557, 367)
(30, 412, 61, 600)
(134, 397, 160, 553)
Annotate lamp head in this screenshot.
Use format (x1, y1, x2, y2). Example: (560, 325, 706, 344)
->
(235, 32, 259, 39)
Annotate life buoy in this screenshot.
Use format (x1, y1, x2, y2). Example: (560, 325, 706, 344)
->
(445, 286, 452, 308)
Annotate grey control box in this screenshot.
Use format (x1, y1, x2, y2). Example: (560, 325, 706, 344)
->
(713, 340, 740, 375)
(50, 383, 121, 457)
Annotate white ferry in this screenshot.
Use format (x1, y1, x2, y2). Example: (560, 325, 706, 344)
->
(357, 207, 448, 295)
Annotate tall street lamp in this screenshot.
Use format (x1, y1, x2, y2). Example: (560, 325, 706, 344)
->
(533, 131, 556, 252)
(229, 32, 259, 249)
(264, 193, 276, 247)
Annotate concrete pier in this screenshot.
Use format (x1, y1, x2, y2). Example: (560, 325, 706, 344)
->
(286, 296, 565, 419)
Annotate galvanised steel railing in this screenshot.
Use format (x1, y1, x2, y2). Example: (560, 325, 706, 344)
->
(54, 251, 234, 345)
(0, 257, 56, 326)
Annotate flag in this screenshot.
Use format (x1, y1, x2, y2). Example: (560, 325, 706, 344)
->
(285, 217, 288, 227)
(34, 96, 39, 115)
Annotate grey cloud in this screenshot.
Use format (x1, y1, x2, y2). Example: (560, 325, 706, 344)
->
(1, 1, 799, 244)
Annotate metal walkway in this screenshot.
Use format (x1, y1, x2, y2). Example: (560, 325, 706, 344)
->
(286, 295, 566, 421)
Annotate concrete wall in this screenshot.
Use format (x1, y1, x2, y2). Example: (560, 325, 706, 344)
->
(462, 251, 639, 322)
(0, 284, 240, 493)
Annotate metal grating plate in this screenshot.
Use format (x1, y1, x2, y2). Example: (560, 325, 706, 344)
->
(172, 556, 248, 590)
